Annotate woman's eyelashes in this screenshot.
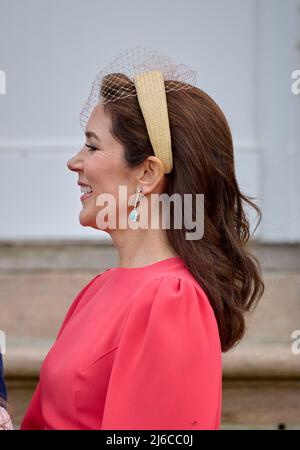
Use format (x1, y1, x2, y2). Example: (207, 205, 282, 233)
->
(85, 143, 98, 152)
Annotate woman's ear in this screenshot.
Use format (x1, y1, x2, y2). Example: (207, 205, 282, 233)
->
(137, 156, 166, 194)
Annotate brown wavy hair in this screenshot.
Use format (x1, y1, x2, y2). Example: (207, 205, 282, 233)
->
(100, 73, 265, 353)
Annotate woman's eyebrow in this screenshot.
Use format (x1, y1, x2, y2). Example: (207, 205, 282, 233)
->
(85, 130, 101, 142)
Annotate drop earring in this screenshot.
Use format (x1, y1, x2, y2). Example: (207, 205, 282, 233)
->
(129, 186, 143, 222)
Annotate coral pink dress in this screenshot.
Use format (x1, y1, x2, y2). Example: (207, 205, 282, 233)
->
(20, 256, 222, 430)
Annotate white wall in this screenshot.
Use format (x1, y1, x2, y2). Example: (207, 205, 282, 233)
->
(0, 0, 299, 241)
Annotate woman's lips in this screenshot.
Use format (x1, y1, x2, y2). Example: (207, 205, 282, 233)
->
(80, 192, 93, 202)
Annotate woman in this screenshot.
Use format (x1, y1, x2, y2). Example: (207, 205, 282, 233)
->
(20, 48, 264, 430)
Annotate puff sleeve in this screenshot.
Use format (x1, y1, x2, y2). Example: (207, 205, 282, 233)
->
(101, 276, 222, 430)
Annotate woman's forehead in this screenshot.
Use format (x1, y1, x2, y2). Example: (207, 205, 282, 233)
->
(86, 104, 112, 141)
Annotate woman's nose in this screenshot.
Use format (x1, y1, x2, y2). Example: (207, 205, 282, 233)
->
(67, 151, 82, 172)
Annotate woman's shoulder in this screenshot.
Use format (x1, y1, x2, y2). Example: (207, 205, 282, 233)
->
(126, 264, 215, 321)
(107, 256, 207, 300)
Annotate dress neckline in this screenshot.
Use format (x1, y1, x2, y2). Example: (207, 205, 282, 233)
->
(109, 256, 183, 273)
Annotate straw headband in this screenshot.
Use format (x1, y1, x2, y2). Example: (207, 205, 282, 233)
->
(134, 70, 173, 173)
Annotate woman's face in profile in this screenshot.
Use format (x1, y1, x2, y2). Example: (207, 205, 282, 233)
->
(67, 104, 135, 231)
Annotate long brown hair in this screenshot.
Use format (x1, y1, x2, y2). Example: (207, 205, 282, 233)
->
(100, 73, 265, 352)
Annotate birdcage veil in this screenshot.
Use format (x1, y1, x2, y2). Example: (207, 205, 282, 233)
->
(79, 47, 197, 173)
(80, 46, 197, 129)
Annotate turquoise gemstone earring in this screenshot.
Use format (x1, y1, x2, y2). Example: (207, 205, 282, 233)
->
(129, 186, 143, 222)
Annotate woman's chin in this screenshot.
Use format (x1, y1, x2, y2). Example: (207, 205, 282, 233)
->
(79, 211, 105, 231)
(79, 209, 94, 227)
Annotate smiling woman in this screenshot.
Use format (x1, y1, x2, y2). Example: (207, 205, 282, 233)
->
(20, 47, 264, 430)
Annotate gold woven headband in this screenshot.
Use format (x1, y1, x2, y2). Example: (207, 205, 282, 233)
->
(79, 47, 197, 175)
(134, 70, 173, 174)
